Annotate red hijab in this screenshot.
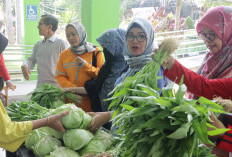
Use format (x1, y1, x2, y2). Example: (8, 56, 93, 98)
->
(196, 6, 232, 79)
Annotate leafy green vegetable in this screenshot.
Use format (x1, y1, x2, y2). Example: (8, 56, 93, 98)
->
(32, 136, 61, 156)
(5, 101, 49, 121)
(25, 129, 50, 150)
(107, 39, 227, 157)
(46, 147, 80, 157)
(80, 130, 114, 156)
(29, 83, 82, 108)
(52, 104, 92, 129)
(37, 127, 63, 139)
(63, 129, 94, 151)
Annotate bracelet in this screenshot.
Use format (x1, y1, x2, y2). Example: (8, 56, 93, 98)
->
(46, 117, 50, 126)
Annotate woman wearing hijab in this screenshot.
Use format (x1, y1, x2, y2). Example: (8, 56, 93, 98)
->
(188, 6, 232, 99)
(90, 28, 127, 111)
(63, 28, 127, 113)
(87, 18, 167, 132)
(115, 18, 166, 89)
(162, 6, 232, 156)
(55, 22, 104, 112)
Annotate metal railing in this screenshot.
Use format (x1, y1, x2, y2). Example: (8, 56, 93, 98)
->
(154, 29, 207, 58)
(3, 44, 36, 81)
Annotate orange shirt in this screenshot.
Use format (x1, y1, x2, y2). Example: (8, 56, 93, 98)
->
(55, 47, 104, 111)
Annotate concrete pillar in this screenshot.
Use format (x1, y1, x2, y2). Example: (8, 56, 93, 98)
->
(22, 0, 41, 80)
(81, 0, 120, 45)
(23, 0, 41, 45)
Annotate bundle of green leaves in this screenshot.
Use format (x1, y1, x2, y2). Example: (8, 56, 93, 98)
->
(5, 101, 49, 121)
(107, 39, 228, 157)
(29, 83, 82, 108)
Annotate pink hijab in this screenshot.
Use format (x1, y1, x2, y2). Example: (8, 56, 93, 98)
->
(196, 6, 232, 79)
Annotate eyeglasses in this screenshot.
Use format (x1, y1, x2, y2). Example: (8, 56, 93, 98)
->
(198, 32, 216, 41)
(126, 33, 147, 42)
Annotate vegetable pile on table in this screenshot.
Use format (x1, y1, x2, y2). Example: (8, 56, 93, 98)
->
(5, 84, 114, 157)
(107, 39, 229, 157)
(24, 104, 114, 157)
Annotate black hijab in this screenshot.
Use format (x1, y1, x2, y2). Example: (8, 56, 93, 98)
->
(0, 33, 8, 54)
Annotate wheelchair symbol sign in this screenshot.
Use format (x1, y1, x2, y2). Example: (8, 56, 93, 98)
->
(26, 5, 38, 21)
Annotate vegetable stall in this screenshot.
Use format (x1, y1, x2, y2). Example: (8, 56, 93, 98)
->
(5, 39, 229, 157)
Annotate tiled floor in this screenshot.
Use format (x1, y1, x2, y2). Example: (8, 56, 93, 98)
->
(0, 148, 6, 157)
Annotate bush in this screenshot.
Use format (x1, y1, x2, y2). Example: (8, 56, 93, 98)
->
(185, 16, 194, 29)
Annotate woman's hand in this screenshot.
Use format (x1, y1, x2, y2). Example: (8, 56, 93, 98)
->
(75, 56, 85, 66)
(151, 49, 175, 70)
(63, 87, 78, 94)
(87, 112, 112, 132)
(63, 87, 87, 95)
(162, 56, 176, 70)
(209, 112, 226, 139)
(47, 111, 69, 133)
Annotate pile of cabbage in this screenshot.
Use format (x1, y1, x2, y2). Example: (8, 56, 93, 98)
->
(25, 104, 114, 157)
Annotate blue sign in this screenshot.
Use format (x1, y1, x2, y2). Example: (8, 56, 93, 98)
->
(26, 5, 38, 21)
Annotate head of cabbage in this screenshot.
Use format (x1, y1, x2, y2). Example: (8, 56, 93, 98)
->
(45, 146, 80, 157)
(79, 130, 114, 155)
(53, 104, 92, 129)
(63, 129, 94, 151)
(32, 136, 61, 156)
(25, 128, 49, 149)
(38, 127, 63, 139)
(51, 99, 65, 109)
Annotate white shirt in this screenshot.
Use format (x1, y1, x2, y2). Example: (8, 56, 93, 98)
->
(24, 34, 68, 87)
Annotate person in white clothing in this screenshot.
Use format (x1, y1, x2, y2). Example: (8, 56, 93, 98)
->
(21, 14, 68, 87)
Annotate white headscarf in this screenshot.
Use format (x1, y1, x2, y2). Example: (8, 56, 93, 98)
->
(67, 22, 96, 55)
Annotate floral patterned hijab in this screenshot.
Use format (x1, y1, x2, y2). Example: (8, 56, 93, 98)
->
(96, 28, 126, 58)
(66, 22, 96, 55)
(196, 6, 232, 79)
(96, 28, 127, 111)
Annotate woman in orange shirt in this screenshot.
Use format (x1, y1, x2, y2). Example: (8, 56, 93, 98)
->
(55, 22, 104, 112)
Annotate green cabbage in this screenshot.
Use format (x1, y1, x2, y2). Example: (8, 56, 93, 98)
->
(39, 108, 55, 118)
(25, 129, 49, 150)
(38, 127, 63, 139)
(53, 104, 92, 129)
(80, 140, 106, 155)
(32, 136, 61, 156)
(52, 104, 83, 129)
(63, 129, 94, 150)
(45, 146, 80, 157)
(79, 112, 93, 129)
(80, 130, 114, 155)
(51, 99, 65, 109)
